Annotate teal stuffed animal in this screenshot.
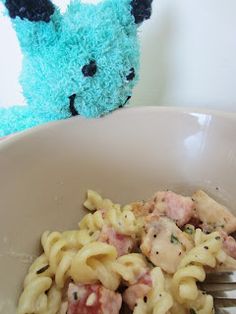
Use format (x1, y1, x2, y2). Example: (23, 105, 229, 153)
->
(0, 0, 153, 136)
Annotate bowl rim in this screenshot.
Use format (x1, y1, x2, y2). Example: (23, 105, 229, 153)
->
(0, 105, 236, 148)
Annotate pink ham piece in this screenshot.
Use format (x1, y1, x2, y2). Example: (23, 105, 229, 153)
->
(143, 191, 194, 227)
(123, 272, 152, 310)
(67, 283, 122, 314)
(220, 231, 236, 260)
(223, 236, 236, 259)
(98, 226, 136, 256)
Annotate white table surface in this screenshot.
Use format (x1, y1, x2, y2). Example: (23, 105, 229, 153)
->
(1, 0, 236, 112)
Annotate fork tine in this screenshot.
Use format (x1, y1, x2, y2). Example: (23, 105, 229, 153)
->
(207, 290, 236, 299)
(206, 272, 236, 284)
(215, 307, 236, 314)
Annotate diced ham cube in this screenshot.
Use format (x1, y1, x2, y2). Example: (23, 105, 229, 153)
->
(67, 283, 122, 314)
(192, 190, 236, 234)
(141, 215, 193, 274)
(137, 272, 152, 286)
(123, 272, 152, 310)
(223, 236, 236, 259)
(98, 226, 136, 256)
(143, 191, 194, 227)
(123, 283, 151, 310)
(220, 231, 236, 260)
(100, 286, 122, 314)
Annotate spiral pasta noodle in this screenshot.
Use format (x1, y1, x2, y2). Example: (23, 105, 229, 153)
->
(41, 231, 73, 288)
(83, 189, 121, 211)
(111, 253, 149, 285)
(171, 229, 222, 313)
(79, 210, 104, 232)
(62, 229, 100, 249)
(17, 254, 61, 314)
(70, 245, 151, 290)
(69, 241, 120, 290)
(17, 189, 236, 314)
(134, 267, 173, 314)
(80, 202, 139, 236)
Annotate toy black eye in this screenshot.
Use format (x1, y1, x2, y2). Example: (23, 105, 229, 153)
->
(126, 68, 135, 81)
(82, 60, 97, 77)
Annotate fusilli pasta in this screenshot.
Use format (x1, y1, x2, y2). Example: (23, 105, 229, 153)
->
(17, 189, 236, 314)
(17, 254, 61, 314)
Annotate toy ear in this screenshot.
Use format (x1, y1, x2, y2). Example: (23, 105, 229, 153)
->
(130, 0, 153, 24)
(4, 0, 55, 22)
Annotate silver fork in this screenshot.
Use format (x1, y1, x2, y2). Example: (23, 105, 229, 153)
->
(200, 271, 236, 314)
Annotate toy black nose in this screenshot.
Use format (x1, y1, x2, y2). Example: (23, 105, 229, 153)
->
(126, 68, 135, 81)
(82, 60, 97, 77)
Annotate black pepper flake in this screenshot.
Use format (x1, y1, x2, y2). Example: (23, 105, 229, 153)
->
(216, 187, 219, 190)
(143, 296, 147, 303)
(125, 215, 127, 218)
(156, 251, 159, 255)
(134, 303, 137, 307)
(73, 291, 78, 300)
(215, 236, 221, 240)
(159, 293, 162, 297)
(36, 264, 49, 274)
(179, 251, 182, 256)
(190, 309, 197, 314)
(153, 234, 157, 238)
(204, 246, 209, 250)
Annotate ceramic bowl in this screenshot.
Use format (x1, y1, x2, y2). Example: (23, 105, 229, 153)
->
(0, 106, 236, 312)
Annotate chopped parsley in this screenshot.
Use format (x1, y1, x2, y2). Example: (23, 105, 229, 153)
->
(184, 226, 194, 235)
(36, 264, 49, 274)
(170, 234, 180, 244)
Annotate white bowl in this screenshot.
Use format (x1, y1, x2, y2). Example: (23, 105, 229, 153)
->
(0, 106, 236, 312)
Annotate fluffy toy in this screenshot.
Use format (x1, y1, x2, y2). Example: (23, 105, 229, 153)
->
(0, 0, 153, 136)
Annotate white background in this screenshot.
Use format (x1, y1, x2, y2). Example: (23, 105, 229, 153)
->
(0, 0, 236, 111)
